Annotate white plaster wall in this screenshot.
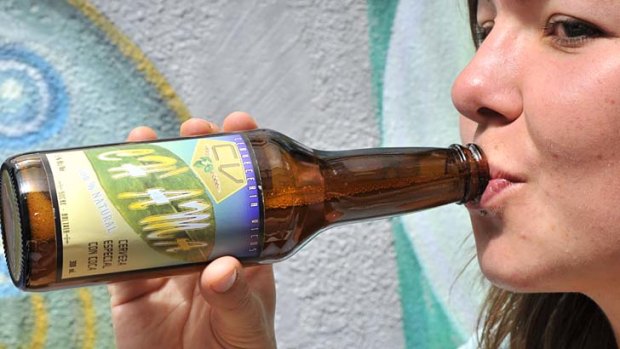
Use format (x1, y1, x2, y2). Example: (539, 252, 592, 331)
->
(91, 1, 405, 348)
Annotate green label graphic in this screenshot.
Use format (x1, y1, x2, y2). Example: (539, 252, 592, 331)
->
(84, 144, 216, 262)
(47, 134, 263, 280)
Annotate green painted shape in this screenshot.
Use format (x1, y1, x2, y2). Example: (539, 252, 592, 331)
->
(0, 287, 114, 348)
(42, 291, 80, 348)
(367, 1, 463, 347)
(90, 287, 116, 349)
(393, 219, 462, 348)
(0, 294, 34, 348)
(41, 287, 115, 349)
(366, 0, 399, 141)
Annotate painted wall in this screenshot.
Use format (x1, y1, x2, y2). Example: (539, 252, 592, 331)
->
(0, 1, 483, 348)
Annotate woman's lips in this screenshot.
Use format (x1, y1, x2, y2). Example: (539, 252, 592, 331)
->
(466, 167, 525, 211)
(479, 178, 515, 207)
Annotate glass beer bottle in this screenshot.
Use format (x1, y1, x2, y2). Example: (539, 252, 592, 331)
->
(0, 129, 488, 291)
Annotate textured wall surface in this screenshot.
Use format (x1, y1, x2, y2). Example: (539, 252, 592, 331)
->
(0, 0, 484, 348)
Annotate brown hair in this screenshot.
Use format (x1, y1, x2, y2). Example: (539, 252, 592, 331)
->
(466, 1, 616, 348)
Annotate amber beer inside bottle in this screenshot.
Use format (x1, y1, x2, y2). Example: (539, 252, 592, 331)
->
(0, 129, 488, 291)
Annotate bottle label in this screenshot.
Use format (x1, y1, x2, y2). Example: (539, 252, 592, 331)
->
(45, 134, 263, 280)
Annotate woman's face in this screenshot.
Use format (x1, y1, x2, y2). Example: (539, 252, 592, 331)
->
(452, 0, 620, 294)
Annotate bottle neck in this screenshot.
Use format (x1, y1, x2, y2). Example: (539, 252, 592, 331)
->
(317, 145, 488, 226)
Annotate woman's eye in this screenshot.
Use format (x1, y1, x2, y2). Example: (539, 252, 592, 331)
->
(474, 22, 493, 47)
(544, 17, 604, 48)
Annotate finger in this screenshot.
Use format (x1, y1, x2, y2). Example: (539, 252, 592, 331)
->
(222, 112, 258, 132)
(242, 264, 276, 315)
(179, 118, 219, 137)
(127, 126, 158, 142)
(200, 257, 275, 343)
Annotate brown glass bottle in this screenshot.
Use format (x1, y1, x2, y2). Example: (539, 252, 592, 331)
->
(0, 129, 488, 291)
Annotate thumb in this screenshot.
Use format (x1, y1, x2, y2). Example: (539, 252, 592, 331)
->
(200, 256, 275, 348)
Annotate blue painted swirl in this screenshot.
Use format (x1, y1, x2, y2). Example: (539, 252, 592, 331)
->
(0, 44, 68, 148)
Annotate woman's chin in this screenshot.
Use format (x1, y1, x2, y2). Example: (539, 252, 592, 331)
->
(478, 255, 558, 293)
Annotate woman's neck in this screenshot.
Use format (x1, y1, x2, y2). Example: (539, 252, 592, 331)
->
(585, 285, 620, 346)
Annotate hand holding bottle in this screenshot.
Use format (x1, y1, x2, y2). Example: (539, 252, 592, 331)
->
(108, 113, 277, 349)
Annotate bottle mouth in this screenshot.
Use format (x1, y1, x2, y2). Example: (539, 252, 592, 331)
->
(1, 167, 25, 287)
(465, 143, 489, 203)
(449, 143, 489, 204)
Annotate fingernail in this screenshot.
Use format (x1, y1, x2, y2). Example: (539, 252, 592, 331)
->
(212, 268, 237, 293)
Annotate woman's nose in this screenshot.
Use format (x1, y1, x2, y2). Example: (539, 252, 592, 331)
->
(451, 26, 524, 126)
